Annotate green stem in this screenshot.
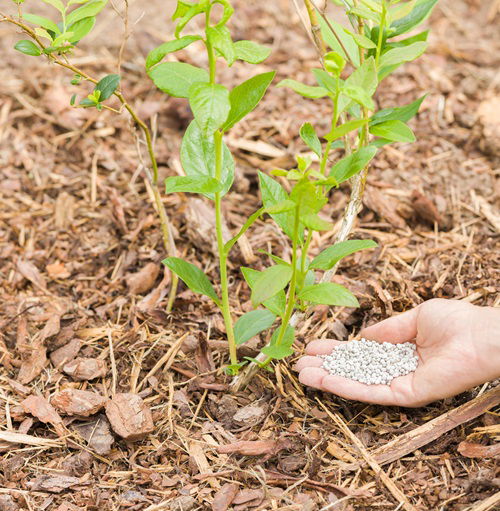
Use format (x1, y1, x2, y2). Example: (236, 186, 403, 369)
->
(224, 207, 265, 253)
(205, 7, 216, 84)
(274, 204, 301, 348)
(320, 141, 332, 176)
(375, 1, 386, 68)
(301, 229, 313, 275)
(214, 131, 237, 366)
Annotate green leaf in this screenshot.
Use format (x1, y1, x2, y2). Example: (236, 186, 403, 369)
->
(207, 25, 235, 65)
(312, 68, 338, 94)
(148, 62, 209, 98)
(234, 310, 276, 345)
(222, 71, 275, 131)
(145, 36, 201, 69)
(310, 239, 378, 270)
(298, 282, 359, 307)
(14, 40, 41, 56)
(379, 41, 427, 68)
(261, 344, 294, 360)
(95, 74, 119, 101)
(41, 0, 65, 13)
(339, 57, 377, 113)
(325, 119, 368, 141)
(301, 213, 333, 232)
(369, 120, 415, 142)
(258, 171, 295, 239)
(241, 267, 286, 317)
(329, 146, 377, 185)
(370, 95, 426, 126)
(251, 265, 293, 307)
(23, 13, 60, 34)
(261, 326, 295, 360)
(318, 15, 360, 67)
(342, 86, 375, 110)
(300, 123, 322, 158)
(189, 83, 230, 135)
(66, 0, 107, 26)
(349, 31, 377, 49)
(277, 79, 329, 99)
(389, 0, 438, 37)
(324, 51, 346, 75)
(265, 200, 296, 215)
(163, 257, 219, 303)
(181, 120, 234, 198)
(165, 175, 223, 194)
(234, 40, 271, 64)
(68, 16, 96, 42)
(348, 5, 381, 23)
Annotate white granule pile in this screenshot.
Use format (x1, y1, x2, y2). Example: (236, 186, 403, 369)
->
(320, 338, 419, 385)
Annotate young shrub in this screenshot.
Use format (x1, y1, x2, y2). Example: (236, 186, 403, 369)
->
(2, 0, 179, 310)
(149, 0, 276, 372)
(231, 0, 437, 387)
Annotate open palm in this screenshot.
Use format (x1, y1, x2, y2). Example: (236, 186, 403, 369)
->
(295, 299, 500, 407)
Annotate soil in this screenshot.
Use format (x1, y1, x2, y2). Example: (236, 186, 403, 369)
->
(0, 0, 499, 510)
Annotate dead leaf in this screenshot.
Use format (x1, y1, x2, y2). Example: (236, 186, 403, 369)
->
(20, 395, 65, 436)
(16, 259, 47, 290)
(73, 415, 114, 455)
(46, 261, 71, 280)
(126, 262, 160, 295)
(212, 483, 239, 511)
(51, 389, 107, 417)
(63, 357, 107, 381)
(50, 339, 81, 368)
(217, 439, 292, 456)
(457, 441, 500, 458)
(28, 475, 81, 493)
(105, 393, 154, 440)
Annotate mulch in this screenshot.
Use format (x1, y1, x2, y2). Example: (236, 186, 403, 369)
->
(0, 0, 499, 510)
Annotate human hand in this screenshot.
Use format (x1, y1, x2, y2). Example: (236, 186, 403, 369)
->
(295, 299, 500, 407)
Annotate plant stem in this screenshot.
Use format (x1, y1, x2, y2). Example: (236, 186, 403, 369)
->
(1, 13, 179, 310)
(304, 0, 326, 61)
(205, 7, 216, 84)
(273, 204, 301, 348)
(214, 131, 237, 366)
(375, 1, 387, 68)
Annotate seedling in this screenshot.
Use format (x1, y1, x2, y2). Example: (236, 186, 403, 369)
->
(232, 0, 437, 386)
(2, 0, 179, 310)
(149, 0, 276, 371)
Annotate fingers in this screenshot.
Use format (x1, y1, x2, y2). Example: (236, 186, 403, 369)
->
(305, 339, 343, 356)
(293, 355, 323, 372)
(360, 307, 420, 344)
(298, 366, 413, 406)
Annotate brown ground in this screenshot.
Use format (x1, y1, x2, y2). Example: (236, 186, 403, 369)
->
(0, 0, 499, 510)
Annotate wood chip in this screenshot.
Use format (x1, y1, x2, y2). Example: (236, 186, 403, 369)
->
(126, 262, 160, 295)
(28, 475, 81, 493)
(457, 441, 500, 458)
(73, 415, 114, 455)
(212, 483, 239, 511)
(17, 339, 48, 385)
(63, 357, 107, 381)
(51, 389, 107, 417)
(217, 438, 292, 456)
(16, 259, 47, 290)
(105, 393, 154, 440)
(50, 339, 81, 368)
(20, 395, 65, 436)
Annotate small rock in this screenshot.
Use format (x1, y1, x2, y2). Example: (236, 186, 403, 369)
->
(51, 389, 107, 417)
(105, 393, 154, 440)
(50, 339, 81, 368)
(63, 358, 107, 381)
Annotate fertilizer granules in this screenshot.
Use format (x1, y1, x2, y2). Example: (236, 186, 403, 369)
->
(320, 338, 419, 385)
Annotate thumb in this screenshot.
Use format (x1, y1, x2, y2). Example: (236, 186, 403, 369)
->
(360, 306, 420, 344)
